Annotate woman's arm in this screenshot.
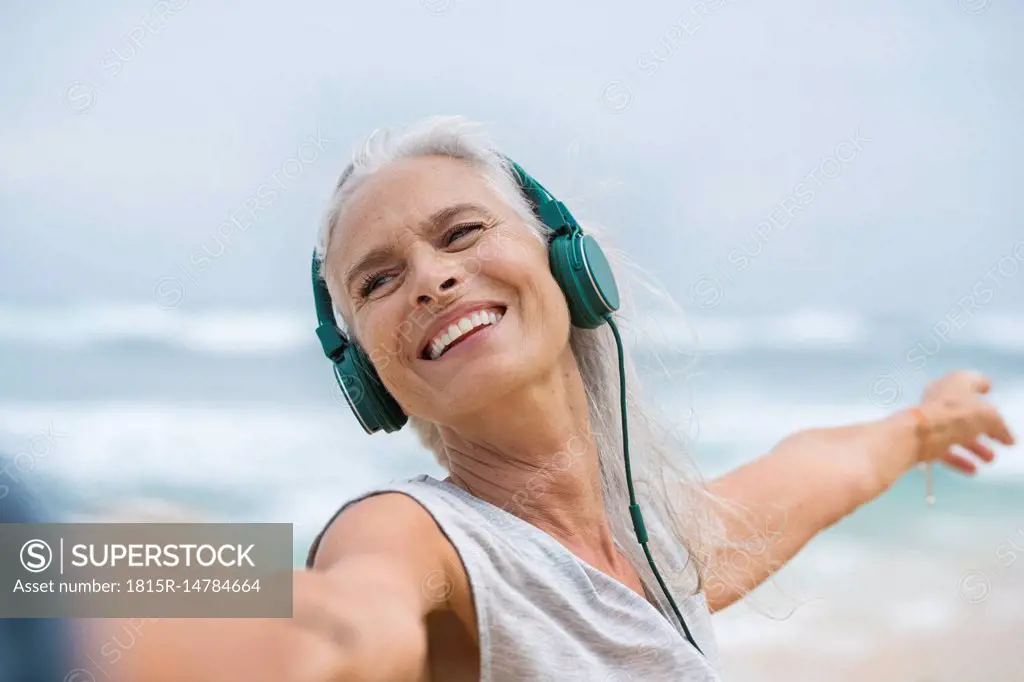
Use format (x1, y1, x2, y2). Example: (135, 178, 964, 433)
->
(110, 493, 454, 681)
(700, 370, 1015, 613)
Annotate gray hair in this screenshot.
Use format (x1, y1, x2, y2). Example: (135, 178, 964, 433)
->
(316, 115, 750, 601)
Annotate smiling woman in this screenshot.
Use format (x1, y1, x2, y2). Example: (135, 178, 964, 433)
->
(304, 115, 734, 680)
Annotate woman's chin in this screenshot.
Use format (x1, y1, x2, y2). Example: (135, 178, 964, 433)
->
(416, 352, 526, 417)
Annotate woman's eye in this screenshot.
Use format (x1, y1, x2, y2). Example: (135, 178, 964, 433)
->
(360, 272, 394, 296)
(446, 223, 483, 246)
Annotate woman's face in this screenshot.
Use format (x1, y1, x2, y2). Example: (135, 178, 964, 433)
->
(326, 155, 572, 422)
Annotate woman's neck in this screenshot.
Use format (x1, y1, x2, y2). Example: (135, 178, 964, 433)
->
(439, 347, 626, 574)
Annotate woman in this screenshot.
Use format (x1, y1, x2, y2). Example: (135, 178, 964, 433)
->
(118, 115, 1013, 681)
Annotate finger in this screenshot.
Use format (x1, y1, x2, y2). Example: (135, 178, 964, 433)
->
(962, 439, 996, 463)
(980, 406, 1016, 446)
(965, 371, 991, 394)
(941, 450, 978, 476)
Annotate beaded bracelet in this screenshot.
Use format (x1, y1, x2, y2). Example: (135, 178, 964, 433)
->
(908, 406, 935, 506)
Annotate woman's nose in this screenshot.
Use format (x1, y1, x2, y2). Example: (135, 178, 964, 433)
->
(409, 253, 463, 306)
(416, 276, 458, 305)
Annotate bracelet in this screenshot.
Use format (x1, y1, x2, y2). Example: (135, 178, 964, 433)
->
(907, 407, 935, 506)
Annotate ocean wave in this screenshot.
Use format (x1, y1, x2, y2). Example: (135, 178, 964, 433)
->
(0, 304, 313, 355)
(634, 308, 869, 353)
(960, 313, 1024, 354)
(0, 401, 435, 532)
(0, 303, 1022, 357)
(637, 308, 1024, 356)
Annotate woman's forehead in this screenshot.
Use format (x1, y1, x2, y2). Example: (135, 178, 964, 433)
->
(333, 156, 499, 249)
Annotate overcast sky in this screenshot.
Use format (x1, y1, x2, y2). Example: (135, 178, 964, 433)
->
(1, 0, 1021, 317)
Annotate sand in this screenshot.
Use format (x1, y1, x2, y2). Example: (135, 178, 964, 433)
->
(715, 546, 1024, 681)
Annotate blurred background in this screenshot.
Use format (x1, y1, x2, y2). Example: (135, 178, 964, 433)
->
(1, 1, 1022, 680)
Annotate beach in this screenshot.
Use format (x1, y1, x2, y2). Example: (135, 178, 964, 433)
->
(2, 304, 1022, 680)
(718, 532, 1024, 681)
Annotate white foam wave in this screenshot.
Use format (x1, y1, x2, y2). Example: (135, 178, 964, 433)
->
(635, 308, 869, 353)
(0, 402, 433, 526)
(637, 309, 1024, 356)
(0, 304, 312, 355)
(2, 303, 1023, 357)
(960, 313, 1024, 353)
(0, 401, 461, 567)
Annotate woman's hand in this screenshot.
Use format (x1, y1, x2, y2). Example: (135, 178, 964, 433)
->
(915, 370, 1016, 475)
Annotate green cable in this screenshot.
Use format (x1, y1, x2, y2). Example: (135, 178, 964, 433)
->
(603, 313, 704, 657)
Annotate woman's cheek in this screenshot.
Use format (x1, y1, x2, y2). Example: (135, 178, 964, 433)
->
(460, 249, 484, 279)
(368, 344, 392, 373)
(359, 309, 398, 368)
(481, 226, 539, 271)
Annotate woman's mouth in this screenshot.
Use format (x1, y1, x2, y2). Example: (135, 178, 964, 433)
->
(422, 306, 506, 361)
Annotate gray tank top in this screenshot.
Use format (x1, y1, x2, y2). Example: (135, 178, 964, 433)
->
(307, 474, 723, 681)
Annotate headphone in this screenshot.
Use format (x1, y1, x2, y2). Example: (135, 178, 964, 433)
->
(311, 157, 705, 657)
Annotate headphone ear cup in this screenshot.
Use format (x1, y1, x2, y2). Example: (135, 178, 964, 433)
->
(548, 232, 621, 329)
(333, 343, 408, 434)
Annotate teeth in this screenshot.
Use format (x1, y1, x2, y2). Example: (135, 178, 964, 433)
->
(426, 307, 505, 360)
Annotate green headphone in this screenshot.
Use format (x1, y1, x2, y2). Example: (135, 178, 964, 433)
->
(312, 158, 621, 434)
(311, 156, 705, 657)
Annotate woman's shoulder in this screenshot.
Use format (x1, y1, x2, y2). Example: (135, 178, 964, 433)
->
(306, 474, 445, 570)
(305, 475, 480, 647)
(310, 491, 428, 563)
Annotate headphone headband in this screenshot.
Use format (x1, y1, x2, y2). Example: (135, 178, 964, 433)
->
(505, 159, 581, 237)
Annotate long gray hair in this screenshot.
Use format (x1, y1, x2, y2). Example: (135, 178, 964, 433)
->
(316, 115, 745, 600)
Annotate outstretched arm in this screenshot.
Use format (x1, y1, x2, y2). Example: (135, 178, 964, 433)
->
(108, 493, 456, 681)
(701, 370, 1015, 613)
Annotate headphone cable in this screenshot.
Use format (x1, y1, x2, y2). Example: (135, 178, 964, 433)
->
(603, 313, 704, 657)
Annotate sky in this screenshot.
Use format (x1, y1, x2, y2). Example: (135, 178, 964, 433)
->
(1, 0, 1022, 318)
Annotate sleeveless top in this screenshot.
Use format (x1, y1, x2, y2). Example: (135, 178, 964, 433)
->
(306, 474, 724, 681)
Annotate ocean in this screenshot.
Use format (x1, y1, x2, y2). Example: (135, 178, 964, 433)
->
(2, 303, 1022, 680)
